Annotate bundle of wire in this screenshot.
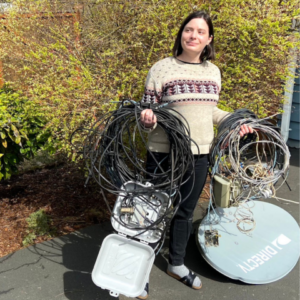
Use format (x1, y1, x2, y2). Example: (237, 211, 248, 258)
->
(208, 109, 290, 234)
(71, 100, 199, 242)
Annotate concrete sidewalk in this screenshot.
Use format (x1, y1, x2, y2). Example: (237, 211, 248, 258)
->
(0, 149, 299, 300)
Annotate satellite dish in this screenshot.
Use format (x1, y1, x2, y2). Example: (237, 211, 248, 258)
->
(197, 201, 300, 284)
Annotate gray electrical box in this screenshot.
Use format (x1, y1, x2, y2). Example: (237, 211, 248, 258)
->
(213, 174, 231, 208)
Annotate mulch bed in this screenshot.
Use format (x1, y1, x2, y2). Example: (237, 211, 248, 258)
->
(0, 163, 114, 258)
(0, 164, 210, 258)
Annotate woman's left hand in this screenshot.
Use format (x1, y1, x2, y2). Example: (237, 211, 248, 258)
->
(239, 124, 253, 137)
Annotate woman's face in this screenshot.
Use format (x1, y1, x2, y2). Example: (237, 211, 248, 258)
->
(181, 18, 212, 56)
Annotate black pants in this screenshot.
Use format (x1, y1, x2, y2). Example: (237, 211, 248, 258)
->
(146, 152, 208, 266)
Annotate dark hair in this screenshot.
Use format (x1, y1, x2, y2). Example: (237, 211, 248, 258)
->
(172, 11, 215, 62)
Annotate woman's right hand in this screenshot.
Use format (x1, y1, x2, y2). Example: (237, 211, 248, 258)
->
(140, 109, 157, 128)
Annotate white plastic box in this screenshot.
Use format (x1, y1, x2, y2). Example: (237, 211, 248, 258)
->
(92, 234, 155, 298)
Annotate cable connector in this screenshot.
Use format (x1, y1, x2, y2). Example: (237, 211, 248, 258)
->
(120, 207, 135, 214)
(205, 229, 220, 247)
(157, 101, 175, 108)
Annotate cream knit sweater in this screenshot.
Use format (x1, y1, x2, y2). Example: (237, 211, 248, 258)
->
(142, 57, 230, 154)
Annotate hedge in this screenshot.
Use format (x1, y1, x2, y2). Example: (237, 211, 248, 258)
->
(0, 0, 298, 160)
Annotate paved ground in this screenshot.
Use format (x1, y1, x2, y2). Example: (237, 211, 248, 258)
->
(1, 149, 299, 300)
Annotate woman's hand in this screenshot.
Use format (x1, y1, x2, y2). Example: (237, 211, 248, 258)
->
(140, 109, 157, 128)
(239, 124, 253, 137)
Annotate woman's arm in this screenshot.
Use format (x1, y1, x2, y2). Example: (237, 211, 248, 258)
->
(140, 69, 162, 129)
(213, 107, 253, 137)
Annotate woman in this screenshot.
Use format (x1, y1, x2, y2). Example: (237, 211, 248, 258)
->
(139, 11, 252, 299)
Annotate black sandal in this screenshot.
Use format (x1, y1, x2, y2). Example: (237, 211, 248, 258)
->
(137, 282, 149, 300)
(167, 269, 202, 290)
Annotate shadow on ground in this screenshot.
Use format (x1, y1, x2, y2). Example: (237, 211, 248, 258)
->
(61, 224, 115, 300)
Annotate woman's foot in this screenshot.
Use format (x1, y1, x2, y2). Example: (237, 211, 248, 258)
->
(167, 264, 202, 289)
(137, 282, 149, 299)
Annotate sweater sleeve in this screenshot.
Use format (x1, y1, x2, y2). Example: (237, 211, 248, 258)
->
(212, 65, 231, 126)
(141, 70, 163, 104)
(213, 107, 231, 126)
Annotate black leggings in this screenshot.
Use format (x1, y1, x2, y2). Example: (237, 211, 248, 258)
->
(146, 152, 208, 266)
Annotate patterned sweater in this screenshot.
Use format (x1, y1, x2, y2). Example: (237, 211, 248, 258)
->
(142, 57, 229, 154)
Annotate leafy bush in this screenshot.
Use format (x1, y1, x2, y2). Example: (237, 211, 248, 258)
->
(0, 86, 49, 179)
(22, 209, 53, 247)
(0, 0, 298, 158)
(201, 0, 300, 116)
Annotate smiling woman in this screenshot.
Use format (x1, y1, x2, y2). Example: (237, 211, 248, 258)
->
(172, 10, 215, 64)
(138, 10, 253, 299)
(177, 18, 213, 63)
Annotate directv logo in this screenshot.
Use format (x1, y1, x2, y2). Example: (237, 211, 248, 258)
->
(237, 234, 291, 274)
(271, 234, 292, 249)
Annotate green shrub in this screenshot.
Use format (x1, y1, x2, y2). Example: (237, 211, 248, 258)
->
(200, 0, 300, 116)
(22, 209, 53, 247)
(0, 86, 50, 179)
(0, 0, 298, 158)
(22, 233, 37, 247)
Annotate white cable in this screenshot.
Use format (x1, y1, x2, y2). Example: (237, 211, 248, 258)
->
(273, 197, 299, 204)
(208, 113, 291, 234)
